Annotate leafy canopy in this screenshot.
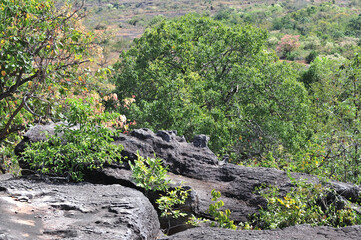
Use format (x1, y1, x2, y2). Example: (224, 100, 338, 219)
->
(113, 14, 310, 159)
(0, 0, 93, 142)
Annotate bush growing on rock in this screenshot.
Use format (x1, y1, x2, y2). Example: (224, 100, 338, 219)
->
(130, 153, 190, 234)
(130, 152, 170, 191)
(18, 97, 124, 181)
(251, 178, 361, 229)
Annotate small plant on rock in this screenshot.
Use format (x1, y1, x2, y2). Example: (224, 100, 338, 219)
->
(130, 153, 190, 233)
(252, 178, 361, 229)
(208, 189, 237, 230)
(19, 97, 124, 181)
(129, 152, 171, 191)
(157, 186, 190, 219)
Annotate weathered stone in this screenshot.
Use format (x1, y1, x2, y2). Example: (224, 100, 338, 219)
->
(14, 122, 79, 157)
(110, 128, 361, 222)
(13, 124, 361, 238)
(160, 225, 361, 240)
(0, 174, 160, 240)
(192, 134, 209, 148)
(112, 128, 219, 173)
(15, 125, 361, 223)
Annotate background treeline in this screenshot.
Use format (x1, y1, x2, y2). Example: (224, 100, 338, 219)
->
(76, 0, 361, 64)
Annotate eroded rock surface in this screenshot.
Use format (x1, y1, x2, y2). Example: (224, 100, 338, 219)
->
(15, 126, 361, 222)
(160, 225, 361, 240)
(13, 125, 361, 239)
(0, 174, 160, 240)
(109, 129, 361, 222)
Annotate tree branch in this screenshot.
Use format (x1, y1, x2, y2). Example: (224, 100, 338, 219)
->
(0, 95, 28, 142)
(0, 71, 39, 101)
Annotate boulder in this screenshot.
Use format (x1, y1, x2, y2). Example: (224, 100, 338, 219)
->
(0, 174, 160, 240)
(14, 122, 78, 157)
(109, 128, 361, 222)
(160, 225, 361, 240)
(14, 125, 361, 236)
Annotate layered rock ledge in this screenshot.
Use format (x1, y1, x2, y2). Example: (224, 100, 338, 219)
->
(8, 124, 361, 239)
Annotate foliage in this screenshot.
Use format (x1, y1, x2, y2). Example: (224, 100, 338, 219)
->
(207, 189, 237, 230)
(0, 143, 19, 174)
(305, 50, 318, 63)
(187, 214, 210, 227)
(0, 0, 94, 143)
(19, 97, 124, 181)
(129, 153, 171, 191)
(157, 186, 189, 219)
(188, 189, 237, 229)
(75, 0, 361, 61)
(252, 179, 361, 229)
(214, 2, 361, 60)
(276, 34, 301, 58)
(129, 153, 190, 233)
(113, 14, 310, 159)
(298, 54, 361, 184)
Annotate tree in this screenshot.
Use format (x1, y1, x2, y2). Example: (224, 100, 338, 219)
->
(300, 54, 361, 183)
(276, 34, 301, 59)
(113, 14, 310, 159)
(0, 0, 93, 142)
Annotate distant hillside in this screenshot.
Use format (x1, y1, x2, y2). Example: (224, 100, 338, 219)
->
(57, 0, 361, 65)
(77, 0, 358, 38)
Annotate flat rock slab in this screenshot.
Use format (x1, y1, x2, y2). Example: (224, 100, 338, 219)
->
(0, 175, 160, 240)
(161, 225, 361, 240)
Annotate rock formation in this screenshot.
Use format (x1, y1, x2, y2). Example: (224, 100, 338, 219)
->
(110, 129, 361, 222)
(5, 124, 361, 239)
(0, 174, 160, 240)
(160, 225, 361, 240)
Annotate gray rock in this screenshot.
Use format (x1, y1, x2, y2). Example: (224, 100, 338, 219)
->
(14, 124, 361, 237)
(113, 128, 219, 172)
(0, 175, 160, 240)
(192, 135, 209, 148)
(110, 128, 361, 224)
(15, 125, 361, 222)
(160, 225, 361, 240)
(14, 122, 78, 156)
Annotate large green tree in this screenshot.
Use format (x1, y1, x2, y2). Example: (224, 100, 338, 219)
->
(113, 14, 310, 160)
(300, 55, 361, 183)
(0, 0, 93, 142)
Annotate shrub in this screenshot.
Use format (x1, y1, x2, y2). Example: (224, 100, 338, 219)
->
(94, 24, 107, 30)
(130, 153, 190, 233)
(208, 189, 237, 230)
(129, 153, 170, 192)
(19, 97, 124, 181)
(251, 178, 361, 229)
(276, 34, 301, 58)
(306, 50, 318, 63)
